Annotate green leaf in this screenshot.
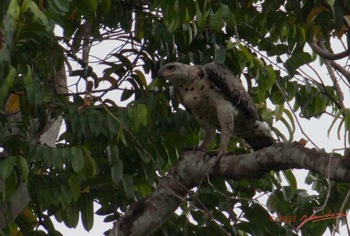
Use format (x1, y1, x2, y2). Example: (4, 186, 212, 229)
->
(118, 129, 128, 146)
(24, 66, 42, 107)
(195, 8, 208, 30)
(214, 44, 226, 64)
(69, 175, 80, 202)
(111, 159, 123, 184)
(284, 52, 313, 77)
(134, 69, 147, 88)
(242, 204, 278, 235)
(51, 147, 64, 171)
(8, 0, 20, 19)
(46, 0, 70, 14)
(282, 186, 294, 201)
(274, 103, 284, 121)
(0, 66, 16, 107)
(64, 203, 80, 228)
(135, 146, 150, 163)
(107, 144, 119, 165)
(81, 147, 97, 178)
(71, 147, 84, 173)
(238, 44, 253, 67)
(121, 89, 134, 102)
(61, 182, 74, 204)
(0, 156, 17, 180)
(343, 109, 350, 133)
(20, 0, 31, 12)
(28, 1, 49, 27)
(80, 197, 94, 231)
(209, 4, 223, 32)
(283, 109, 296, 133)
(282, 169, 297, 190)
(277, 116, 294, 142)
(112, 54, 132, 70)
(137, 104, 149, 128)
(266, 190, 288, 213)
(4, 170, 17, 201)
(17, 156, 29, 181)
(122, 174, 134, 198)
(212, 209, 230, 226)
(265, 65, 276, 89)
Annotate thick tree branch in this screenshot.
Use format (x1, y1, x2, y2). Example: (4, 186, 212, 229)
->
(109, 143, 350, 236)
(309, 39, 350, 60)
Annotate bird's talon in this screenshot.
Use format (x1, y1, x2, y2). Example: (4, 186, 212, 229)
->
(182, 146, 206, 152)
(204, 151, 219, 158)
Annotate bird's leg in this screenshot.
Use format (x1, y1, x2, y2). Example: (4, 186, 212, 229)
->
(198, 127, 219, 160)
(218, 130, 230, 157)
(216, 105, 234, 158)
(198, 127, 216, 151)
(183, 127, 215, 154)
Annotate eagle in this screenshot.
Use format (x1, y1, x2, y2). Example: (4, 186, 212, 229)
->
(157, 62, 274, 156)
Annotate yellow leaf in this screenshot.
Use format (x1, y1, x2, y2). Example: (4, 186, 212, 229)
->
(298, 138, 308, 146)
(306, 6, 328, 27)
(5, 94, 20, 114)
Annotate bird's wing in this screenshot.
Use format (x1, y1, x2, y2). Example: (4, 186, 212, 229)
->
(203, 62, 261, 121)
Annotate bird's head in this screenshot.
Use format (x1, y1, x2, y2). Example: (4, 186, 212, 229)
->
(157, 62, 203, 86)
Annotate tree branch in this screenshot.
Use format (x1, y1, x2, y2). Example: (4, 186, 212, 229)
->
(109, 143, 350, 236)
(309, 39, 350, 60)
(319, 42, 345, 109)
(331, 60, 350, 84)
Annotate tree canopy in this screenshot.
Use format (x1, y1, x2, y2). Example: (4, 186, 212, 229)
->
(1, 0, 350, 235)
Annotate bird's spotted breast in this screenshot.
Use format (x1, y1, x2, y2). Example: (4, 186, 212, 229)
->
(178, 79, 217, 108)
(176, 78, 236, 129)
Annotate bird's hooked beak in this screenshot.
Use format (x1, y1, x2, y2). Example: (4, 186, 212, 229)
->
(157, 66, 168, 79)
(157, 63, 179, 81)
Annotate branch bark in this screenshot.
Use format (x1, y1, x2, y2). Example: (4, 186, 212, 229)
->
(109, 143, 350, 236)
(309, 39, 350, 60)
(331, 60, 350, 84)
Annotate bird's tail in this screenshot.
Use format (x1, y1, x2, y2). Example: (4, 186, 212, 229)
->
(244, 121, 275, 151)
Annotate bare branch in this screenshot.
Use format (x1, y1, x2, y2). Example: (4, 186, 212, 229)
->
(309, 39, 350, 60)
(319, 42, 345, 109)
(109, 143, 350, 236)
(82, 22, 91, 65)
(331, 60, 350, 84)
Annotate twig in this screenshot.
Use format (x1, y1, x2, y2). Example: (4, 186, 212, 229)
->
(331, 61, 350, 85)
(319, 42, 345, 109)
(333, 189, 350, 236)
(297, 151, 333, 229)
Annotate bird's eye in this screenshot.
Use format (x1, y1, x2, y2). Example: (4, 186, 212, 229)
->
(168, 65, 176, 72)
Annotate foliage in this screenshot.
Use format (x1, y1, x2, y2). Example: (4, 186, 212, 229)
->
(1, 0, 350, 235)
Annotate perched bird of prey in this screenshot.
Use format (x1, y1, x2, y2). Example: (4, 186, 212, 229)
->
(157, 62, 274, 156)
